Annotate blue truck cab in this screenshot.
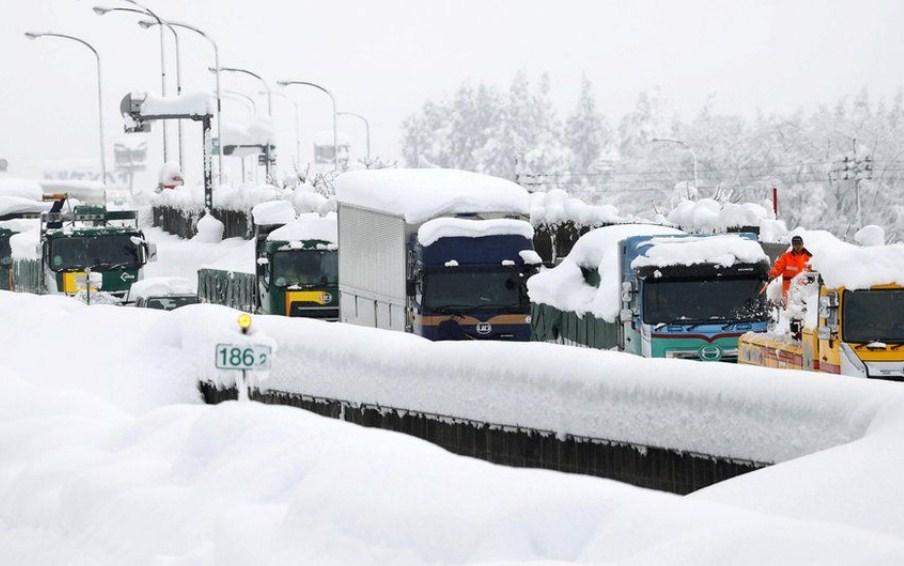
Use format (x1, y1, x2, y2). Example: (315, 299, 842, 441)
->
(412, 228, 538, 340)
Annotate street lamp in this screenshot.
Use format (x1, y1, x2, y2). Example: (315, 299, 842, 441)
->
(142, 19, 223, 183)
(277, 79, 338, 171)
(94, 4, 184, 169)
(25, 31, 107, 187)
(268, 89, 301, 171)
(212, 66, 271, 116)
(651, 137, 698, 199)
(222, 90, 257, 119)
(337, 111, 370, 161)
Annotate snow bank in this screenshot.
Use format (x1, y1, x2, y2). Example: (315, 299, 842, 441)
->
(631, 234, 768, 269)
(793, 229, 904, 289)
(139, 91, 212, 117)
(252, 200, 296, 226)
(293, 187, 336, 216)
(200, 238, 255, 274)
(127, 276, 195, 300)
(417, 218, 534, 246)
(142, 227, 253, 283)
(668, 198, 787, 241)
(0, 177, 43, 201)
(5, 292, 904, 563)
(528, 224, 682, 320)
(194, 214, 224, 243)
(267, 212, 338, 245)
(855, 224, 886, 246)
(335, 168, 530, 223)
(529, 189, 627, 226)
(0, 196, 49, 217)
(151, 183, 286, 212)
(0, 217, 40, 235)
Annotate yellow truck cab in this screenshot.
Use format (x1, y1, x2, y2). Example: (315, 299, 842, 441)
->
(739, 272, 904, 380)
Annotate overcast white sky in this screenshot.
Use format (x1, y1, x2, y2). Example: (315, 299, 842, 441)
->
(2, 0, 903, 183)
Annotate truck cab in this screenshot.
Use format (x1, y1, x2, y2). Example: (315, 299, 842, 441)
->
(620, 234, 770, 361)
(254, 211, 339, 319)
(740, 274, 904, 380)
(411, 219, 539, 340)
(12, 198, 155, 299)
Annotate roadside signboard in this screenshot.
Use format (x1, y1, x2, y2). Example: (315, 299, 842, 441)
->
(215, 343, 272, 370)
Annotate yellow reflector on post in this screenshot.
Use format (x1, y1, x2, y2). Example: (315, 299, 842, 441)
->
(237, 313, 253, 333)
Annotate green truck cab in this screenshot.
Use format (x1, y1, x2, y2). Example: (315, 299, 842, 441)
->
(198, 207, 339, 319)
(10, 197, 155, 299)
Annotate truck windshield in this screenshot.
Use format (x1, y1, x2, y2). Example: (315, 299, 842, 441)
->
(843, 289, 904, 344)
(642, 278, 765, 325)
(423, 267, 530, 312)
(271, 250, 338, 287)
(49, 234, 141, 271)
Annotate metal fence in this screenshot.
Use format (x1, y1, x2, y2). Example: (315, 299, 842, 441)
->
(152, 206, 254, 240)
(199, 383, 767, 494)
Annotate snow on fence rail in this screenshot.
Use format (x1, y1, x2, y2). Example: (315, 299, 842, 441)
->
(181, 305, 898, 466)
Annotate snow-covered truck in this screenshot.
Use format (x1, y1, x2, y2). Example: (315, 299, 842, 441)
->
(0, 196, 49, 290)
(9, 196, 155, 299)
(739, 232, 904, 379)
(529, 226, 771, 361)
(198, 202, 339, 319)
(335, 169, 541, 341)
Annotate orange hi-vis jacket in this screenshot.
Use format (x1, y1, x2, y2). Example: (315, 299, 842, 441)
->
(769, 248, 812, 296)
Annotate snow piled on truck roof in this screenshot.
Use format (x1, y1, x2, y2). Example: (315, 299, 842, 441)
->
(668, 198, 789, 242)
(791, 229, 904, 289)
(417, 218, 534, 246)
(529, 189, 628, 226)
(335, 168, 530, 223)
(528, 224, 682, 321)
(631, 234, 769, 269)
(267, 212, 338, 245)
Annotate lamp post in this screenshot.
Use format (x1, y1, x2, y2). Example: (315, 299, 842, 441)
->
(213, 66, 271, 116)
(268, 89, 301, 171)
(142, 19, 222, 182)
(25, 31, 107, 186)
(277, 80, 338, 171)
(94, 5, 185, 169)
(337, 111, 370, 161)
(651, 137, 698, 199)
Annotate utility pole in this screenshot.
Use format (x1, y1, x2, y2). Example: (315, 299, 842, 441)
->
(832, 148, 873, 230)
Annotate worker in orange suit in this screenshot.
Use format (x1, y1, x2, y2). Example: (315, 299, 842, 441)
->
(768, 235, 812, 301)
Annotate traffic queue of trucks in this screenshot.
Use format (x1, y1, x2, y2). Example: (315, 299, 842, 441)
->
(3, 170, 903, 381)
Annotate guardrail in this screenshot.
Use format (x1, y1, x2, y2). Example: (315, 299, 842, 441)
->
(199, 382, 767, 494)
(151, 206, 253, 240)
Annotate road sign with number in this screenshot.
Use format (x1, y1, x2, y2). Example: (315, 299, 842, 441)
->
(215, 344, 271, 370)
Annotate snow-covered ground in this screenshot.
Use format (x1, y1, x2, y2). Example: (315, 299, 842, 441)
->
(3, 291, 904, 564)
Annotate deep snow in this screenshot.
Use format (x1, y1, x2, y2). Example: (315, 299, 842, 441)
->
(4, 291, 904, 564)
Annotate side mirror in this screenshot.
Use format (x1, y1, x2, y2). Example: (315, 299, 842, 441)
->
(619, 308, 634, 322)
(406, 279, 416, 296)
(256, 257, 269, 266)
(35, 243, 43, 258)
(147, 242, 158, 263)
